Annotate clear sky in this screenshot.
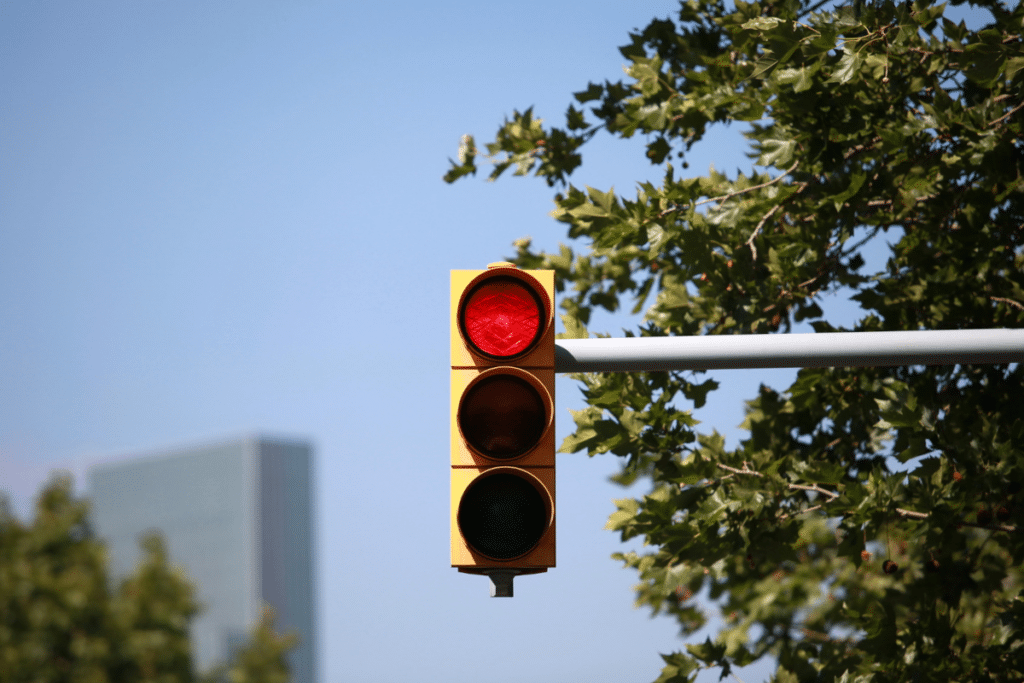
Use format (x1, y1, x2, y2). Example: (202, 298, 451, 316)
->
(1, 1, 980, 682)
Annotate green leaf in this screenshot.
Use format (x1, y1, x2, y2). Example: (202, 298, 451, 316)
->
(1006, 57, 1024, 82)
(757, 139, 795, 167)
(558, 312, 589, 340)
(654, 651, 699, 683)
(775, 66, 815, 93)
(696, 487, 732, 522)
(794, 460, 846, 485)
(686, 637, 727, 664)
(574, 82, 604, 103)
(605, 498, 640, 531)
(965, 50, 1007, 89)
(832, 170, 867, 210)
(742, 16, 784, 31)
(829, 50, 865, 84)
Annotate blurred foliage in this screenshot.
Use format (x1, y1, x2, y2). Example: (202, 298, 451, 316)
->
(447, 0, 1024, 680)
(0, 475, 296, 683)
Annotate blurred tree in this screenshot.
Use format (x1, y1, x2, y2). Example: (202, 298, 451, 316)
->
(0, 475, 296, 683)
(447, 0, 1023, 680)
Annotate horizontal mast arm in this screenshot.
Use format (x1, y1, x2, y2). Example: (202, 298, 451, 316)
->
(553, 329, 1024, 373)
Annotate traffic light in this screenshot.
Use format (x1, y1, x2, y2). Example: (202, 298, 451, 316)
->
(451, 263, 555, 597)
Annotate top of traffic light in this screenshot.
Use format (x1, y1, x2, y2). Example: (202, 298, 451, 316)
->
(451, 263, 554, 369)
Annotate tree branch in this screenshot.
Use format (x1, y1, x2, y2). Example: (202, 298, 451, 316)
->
(694, 160, 800, 209)
(711, 463, 1018, 532)
(988, 100, 1024, 128)
(746, 204, 782, 262)
(897, 507, 1017, 533)
(990, 296, 1024, 311)
(716, 463, 839, 501)
(745, 180, 808, 261)
(653, 160, 801, 231)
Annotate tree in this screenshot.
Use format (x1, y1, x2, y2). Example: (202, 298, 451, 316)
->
(446, 0, 1023, 680)
(0, 475, 296, 683)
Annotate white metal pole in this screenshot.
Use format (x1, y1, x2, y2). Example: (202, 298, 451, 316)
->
(553, 328, 1024, 373)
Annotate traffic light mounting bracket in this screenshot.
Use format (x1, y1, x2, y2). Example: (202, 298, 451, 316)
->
(458, 567, 548, 597)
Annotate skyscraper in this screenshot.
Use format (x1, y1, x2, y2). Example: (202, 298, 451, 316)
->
(87, 436, 316, 683)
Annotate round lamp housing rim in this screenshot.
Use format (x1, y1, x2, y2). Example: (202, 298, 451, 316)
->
(456, 466, 554, 562)
(456, 366, 554, 461)
(457, 269, 552, 362)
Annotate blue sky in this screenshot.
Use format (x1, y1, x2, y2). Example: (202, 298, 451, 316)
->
(2, 1, 983, 681)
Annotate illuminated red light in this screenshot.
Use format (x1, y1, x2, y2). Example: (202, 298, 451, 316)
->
(461, 277, 543, 358)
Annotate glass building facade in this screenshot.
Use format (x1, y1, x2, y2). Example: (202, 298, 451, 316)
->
(88, 436, 316, 683)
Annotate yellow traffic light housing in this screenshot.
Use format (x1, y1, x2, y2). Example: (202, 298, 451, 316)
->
(451, 263, 555, 596)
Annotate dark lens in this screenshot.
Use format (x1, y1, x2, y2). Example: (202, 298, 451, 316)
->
(458, 473, 547, 560)
(459, 375, 545, 459)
